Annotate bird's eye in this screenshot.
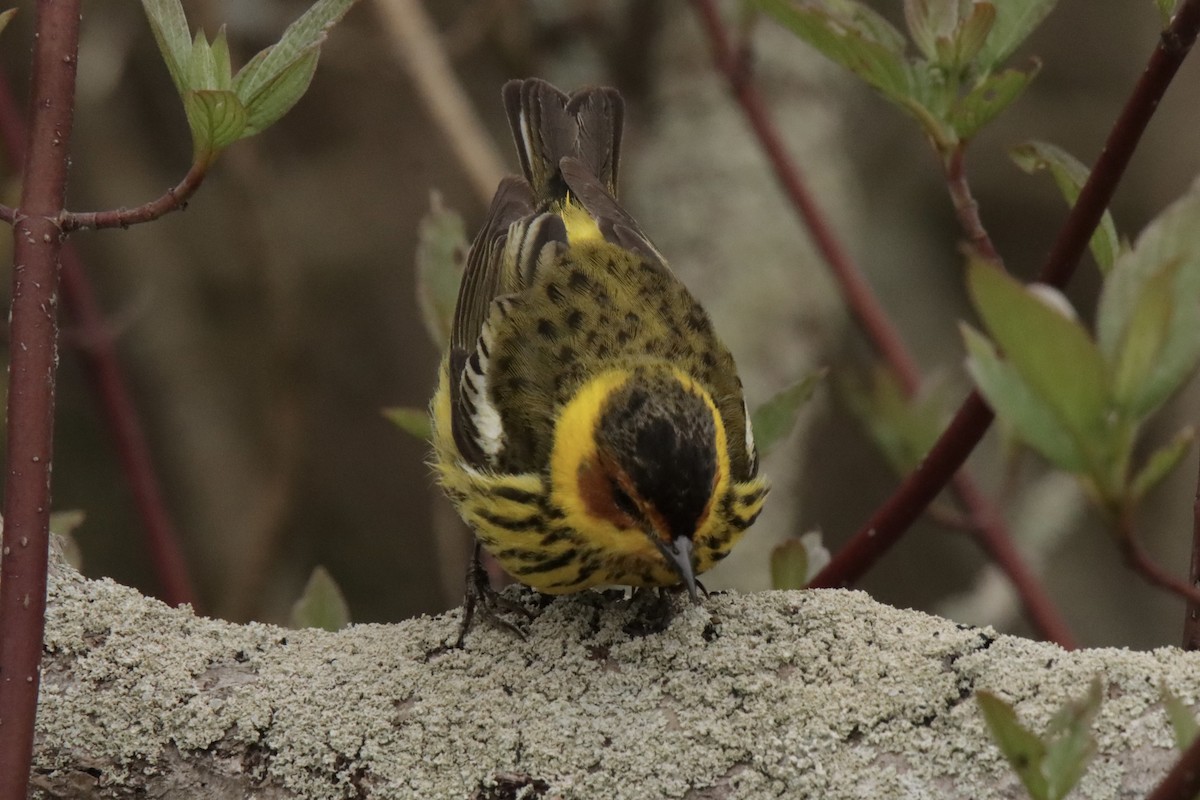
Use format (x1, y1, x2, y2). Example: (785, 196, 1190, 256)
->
(610, 479, 640, 519)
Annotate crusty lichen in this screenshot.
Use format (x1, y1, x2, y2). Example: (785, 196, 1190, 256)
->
(30, 560, 1200, 799)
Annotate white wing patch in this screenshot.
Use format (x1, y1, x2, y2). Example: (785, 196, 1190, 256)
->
(459, 299, 513, 463)
(743, 398, 758, 473)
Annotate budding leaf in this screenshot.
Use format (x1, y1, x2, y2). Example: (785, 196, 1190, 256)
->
(977, 691, 1050, 800)
(290, 565, 351, 632)
(966, 258, 1108, 458)
(1011, 141, 1120, 273)
(950, 65, 1038, 142)
(1161, 684, 1200, 752)
(140, 0, 192, 96)
(183, 89, 247, 155)
(416, 193, 469, 350)
(962, 324, 1087, 472)
(1129, 426, 1194, 504)
(976, 0, 1058, 71)
(383, 406, 433, 441)
(753, 0, 916, 106)
(1097, 183, 1200, 419)
(751, 370, 826, 458)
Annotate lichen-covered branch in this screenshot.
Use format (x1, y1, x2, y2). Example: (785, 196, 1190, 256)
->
(31, 561, 1200, 799)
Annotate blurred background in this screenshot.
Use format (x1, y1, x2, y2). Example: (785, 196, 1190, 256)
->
(3, 0, 1199, 647)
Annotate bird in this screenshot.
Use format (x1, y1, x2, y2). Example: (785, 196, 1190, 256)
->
(430, 78, 769, 641)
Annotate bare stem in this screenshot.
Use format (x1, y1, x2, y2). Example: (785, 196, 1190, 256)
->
(1117, 511, 1200, 607)
(689, 0, 1076, 647)
(0, 73, 198, 610)
(1186, 454, 1200, 649)
(58, 156, 210, 232)
(944, 145, 1002, 264)
(808, 0, 1200, 592)
(0, 1, 82, 796)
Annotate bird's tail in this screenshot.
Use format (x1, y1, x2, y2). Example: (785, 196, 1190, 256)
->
(502, 78, 624, 204)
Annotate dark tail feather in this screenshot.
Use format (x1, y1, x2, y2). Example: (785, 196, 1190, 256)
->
(502, 78, 624, 203)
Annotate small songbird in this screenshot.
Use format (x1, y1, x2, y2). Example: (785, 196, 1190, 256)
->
(431, 78, 768, 639)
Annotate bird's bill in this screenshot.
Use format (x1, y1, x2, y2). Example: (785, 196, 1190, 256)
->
(664, 536, 698, 601)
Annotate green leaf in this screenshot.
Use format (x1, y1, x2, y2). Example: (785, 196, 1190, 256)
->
(187, 30, 218, 91)
(1011, 141, 1120, 273)
(962, 324, 1088, 471)
(240, 49, 320, 137)
(976, 0, 1057, 71)
(1041, 678, 1101, 800)
(416, 193, 469, 350)
(978, 679, 1100, 800)
(383, 406, 432, 441)
(950, 65, 1038, 141)
(0, 9, 18, 40)
(1097, 185, 1200, 418)
(1161, 684, 1199, 752)
(966, 258, 1109, 460)
(140, 0, 193, 96)
(753, 0, 917, 105)
(841, 366, 946, 475)
(770, 539, 808, 590)
(750, 370, 826, 458)
(1110, 257, 1181, 412)
(182, 89, 247, 155)
(233, 0, 356, 103)
(770, 531, 830, 590)
(290, 565, 351, 632)
(977, 691, 1050, 800)
(1157, 0, 1179, 27)
(1130, 426, 1194, 503)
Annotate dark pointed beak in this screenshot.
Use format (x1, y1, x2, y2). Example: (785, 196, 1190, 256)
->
(664, 536, 698, 602)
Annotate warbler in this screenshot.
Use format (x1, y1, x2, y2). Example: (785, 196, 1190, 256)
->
(431, 78, 768, 638)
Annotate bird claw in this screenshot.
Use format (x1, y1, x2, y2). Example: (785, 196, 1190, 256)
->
(454, 544, 535, 647)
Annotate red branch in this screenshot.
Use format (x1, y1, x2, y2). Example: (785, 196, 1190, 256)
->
(0, 1, 82, 796)
(0, 75, 198, 609)
(1185, 453, 1200, 649)
(689, 0, 1076, 647)
(58, 156, 210, 232)
(807, 0, 1200, 592)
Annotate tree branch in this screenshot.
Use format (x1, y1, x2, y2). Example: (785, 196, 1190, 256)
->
(0, 72, 198, 610)
(689, 0, 1075, 648)
(1185, 453, 1200, 649)
(0, 1, 82, 796)
(808, 0, 1200, 591)
(29, 564, 1200, 798)
(57, 156, 210, 232)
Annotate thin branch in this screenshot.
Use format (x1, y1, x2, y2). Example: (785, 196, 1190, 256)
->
(0, 1, 83, 796)
(944, 145, 1002, 264)
(1185, 453, 1200, 649)
(1117, 512, 1200, 607)
(57, 156, 210, 232)
(808, 0, 1200, 591)
(689, 0, 1075, 647)
(0, 73, 198, 610)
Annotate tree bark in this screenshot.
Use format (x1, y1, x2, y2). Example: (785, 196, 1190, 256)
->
(30, 557, 1200, 799)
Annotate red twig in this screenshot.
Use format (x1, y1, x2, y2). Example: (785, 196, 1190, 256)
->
(808, 0, 1200, 591)
(689, 0, 1076, 647)
(1117, 512, 1200, 607)
(58, 156, 210, 232)
(0, 1, 82, 795)
(0, 74, 198, 609)
(1185, 454, 1200, 649)
(1146, 721, 1200, 800)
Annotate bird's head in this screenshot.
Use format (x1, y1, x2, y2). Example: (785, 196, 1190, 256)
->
(551, 366, 729, 597)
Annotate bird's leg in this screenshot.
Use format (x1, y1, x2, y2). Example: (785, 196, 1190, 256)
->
(455, 540, 535, 647)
